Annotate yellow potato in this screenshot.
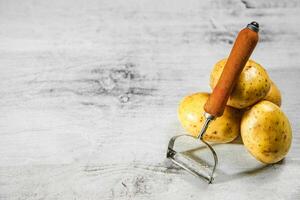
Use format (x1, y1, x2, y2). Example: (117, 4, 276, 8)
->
(178, 92, 241, 143)
(210, 59, 271, 109)
(263, 80, 282, 107)
(241, 100, 292, 164)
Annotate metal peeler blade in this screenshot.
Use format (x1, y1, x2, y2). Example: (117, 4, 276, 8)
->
(167, 115, 218, 183)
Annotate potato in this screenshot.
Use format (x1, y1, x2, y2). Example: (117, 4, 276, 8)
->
(178, 92, 241, 143)
(210, 59, 271, 109)
(241, 100, 292, 164)
(263, 80, 282, 107)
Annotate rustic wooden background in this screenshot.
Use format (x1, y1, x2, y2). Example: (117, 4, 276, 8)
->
(0, 0, 300, 199)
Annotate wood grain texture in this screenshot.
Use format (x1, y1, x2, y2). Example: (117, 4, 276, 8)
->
(0, 0, 300, 199)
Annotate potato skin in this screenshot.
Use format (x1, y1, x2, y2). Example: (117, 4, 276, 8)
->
(210, 59, 271, 109)
(263, 80, 282, 107)
(178, 92, 241, 143)
(241, 101, 292, 164)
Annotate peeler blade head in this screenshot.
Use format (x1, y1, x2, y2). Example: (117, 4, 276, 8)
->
(166, 134, 218, 183)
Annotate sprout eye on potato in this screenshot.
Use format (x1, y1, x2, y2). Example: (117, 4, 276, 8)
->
(241, 101, 292, 164)
(178, 92, 241, 143)
(210, 59, 271, 109)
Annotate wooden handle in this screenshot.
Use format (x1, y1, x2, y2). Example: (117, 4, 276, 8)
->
(204, 22, 259, 117)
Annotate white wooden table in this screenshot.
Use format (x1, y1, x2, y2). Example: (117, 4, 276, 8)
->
(1, 0, 300, 199)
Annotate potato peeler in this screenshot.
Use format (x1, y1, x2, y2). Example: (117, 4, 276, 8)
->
(167, 22, 259, 183)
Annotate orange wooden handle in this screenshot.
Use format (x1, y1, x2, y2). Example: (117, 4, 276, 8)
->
(204, 22, 259, 117)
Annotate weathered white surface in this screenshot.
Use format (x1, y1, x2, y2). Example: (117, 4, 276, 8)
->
(0, 0, 300, 199)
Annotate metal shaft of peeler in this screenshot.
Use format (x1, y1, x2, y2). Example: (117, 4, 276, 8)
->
(197, 112, 214, 139)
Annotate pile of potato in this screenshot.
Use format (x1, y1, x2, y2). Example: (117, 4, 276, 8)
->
(178, 59, 292, 164)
